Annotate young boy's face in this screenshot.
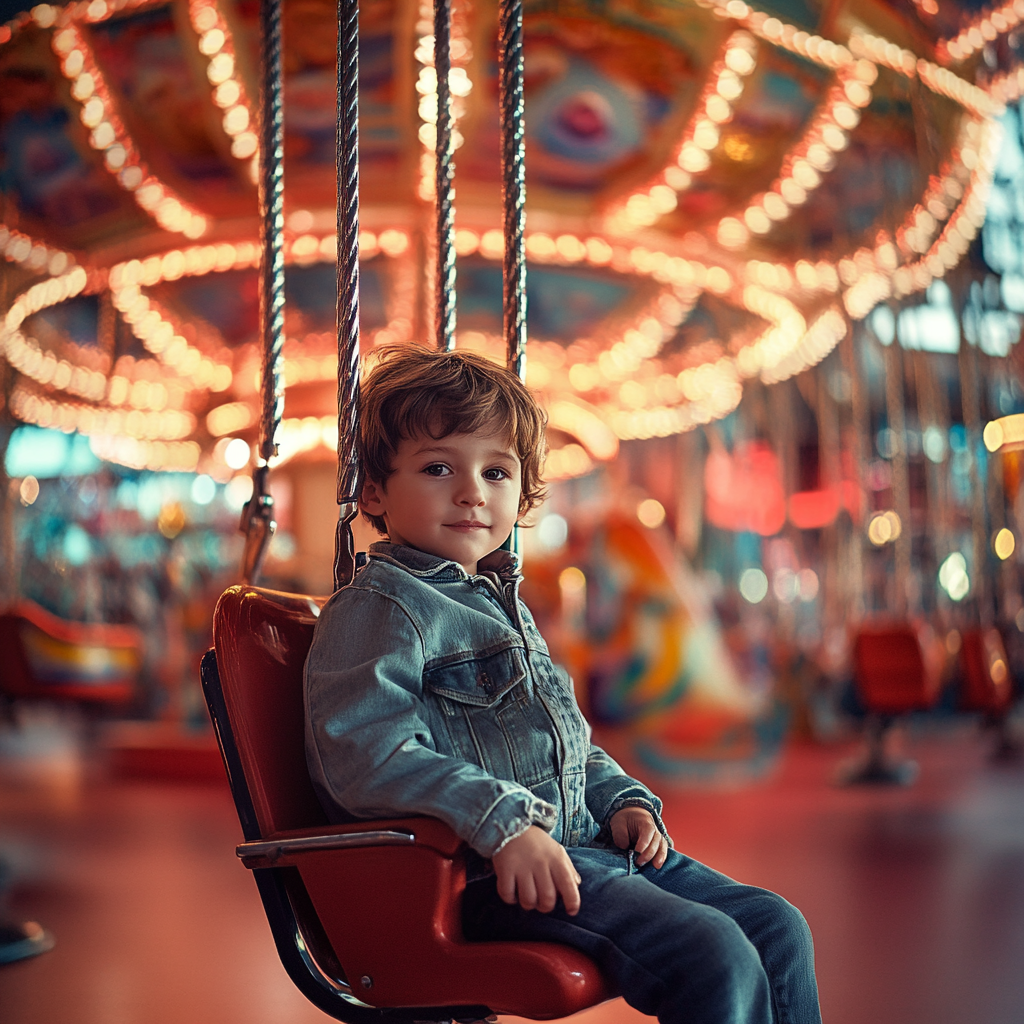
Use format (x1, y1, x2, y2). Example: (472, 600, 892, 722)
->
(359, 428, 522, 574)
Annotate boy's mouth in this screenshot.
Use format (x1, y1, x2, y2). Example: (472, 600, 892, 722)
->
(444, 521, 489, 531)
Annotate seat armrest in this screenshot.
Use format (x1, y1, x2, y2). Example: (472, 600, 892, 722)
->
(237, 816, 467, 868)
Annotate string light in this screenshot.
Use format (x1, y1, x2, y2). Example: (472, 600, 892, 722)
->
(847, 117, 1001, 315)
(545, 443, 594, 480)
(988, 66, 1024, 105)
(759, 307, 847, 383)
(2, 0, 1008, 460)
(109, 278, 233, 391)
(10, 384, 196, 442)
(88, 435, 201, 473)
(51, 19, 208, 238)
(607, 30, 759, 231)
(941, 0, 1024, 64)
(188, 0, 259, 173)
(719, 62, 873, 249)
(2, 330, 108, 402)
(206, 401, 255, 436)
(0, 224, 75, 277)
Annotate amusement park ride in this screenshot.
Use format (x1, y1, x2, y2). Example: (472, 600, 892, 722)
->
(3, 0, 1024, 1015)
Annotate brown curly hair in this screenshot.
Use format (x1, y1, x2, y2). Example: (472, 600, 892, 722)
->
(358, 345, 548, 535)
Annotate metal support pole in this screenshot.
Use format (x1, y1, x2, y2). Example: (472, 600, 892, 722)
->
(334, 0, 362, 592)
(239, 0, 284, 585)
(498, 0, 527, 382)
(435, 0, 457, 352)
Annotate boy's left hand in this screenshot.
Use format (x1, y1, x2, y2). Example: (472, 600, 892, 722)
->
(609, 807, 670, 869)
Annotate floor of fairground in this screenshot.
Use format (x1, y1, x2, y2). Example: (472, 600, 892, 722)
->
(0, 722, 1022, 1024)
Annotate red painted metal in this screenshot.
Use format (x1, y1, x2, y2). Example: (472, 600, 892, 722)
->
(213, 584, 610, 1018)
(959, 628, 1013, 714)
(852, 623, 943, 714)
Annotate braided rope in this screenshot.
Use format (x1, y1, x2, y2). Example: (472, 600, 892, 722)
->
(334, 0, 362, 590)
(435, 0, 457, 352)
(498, 0, 527, 381)
(257, 0, 285, 463)
(240, 0, 283, 585)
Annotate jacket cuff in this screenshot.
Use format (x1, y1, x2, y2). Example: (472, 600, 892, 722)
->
(470, 790, 558, 858)
(603, 794, 673, 847)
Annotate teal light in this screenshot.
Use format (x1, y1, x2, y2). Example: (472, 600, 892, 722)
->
(4, 427, 101, 479)
(63, 524, 92, 566)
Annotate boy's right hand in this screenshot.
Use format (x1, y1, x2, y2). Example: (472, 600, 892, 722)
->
(492, 826, 582, 916)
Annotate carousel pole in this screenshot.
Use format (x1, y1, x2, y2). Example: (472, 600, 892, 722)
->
(498, 0, 527, 382)
(497, 0, 527, 557)
(239, 0, 284, 586)
(883, 313, 911, 617)
(0, 372, 14, 610)
(434, 0, 457, 352)
(912, 350, 952, 611)
(842, 315, 868, 618)
(334, 0, 362, 591)
(0, 257, 13, 609)
(959, 321, 990, 625)
(817, 354, 842, 628)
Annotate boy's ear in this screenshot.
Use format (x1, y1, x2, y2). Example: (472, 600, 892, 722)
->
(359, 477, 386, 515)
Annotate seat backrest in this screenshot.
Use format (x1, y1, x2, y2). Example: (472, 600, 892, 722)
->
(212, 585, 328, 836)
(853, 622, 941, 714)
(960, 628, 1013, 713)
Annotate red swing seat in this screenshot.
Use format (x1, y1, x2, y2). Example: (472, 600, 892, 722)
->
(0, 599, 141, 706)
(852, 622, 942, 715)
(838, 622, 943, 785)
(202, 584, 610, 1022)
(959, 628, 1013, 715)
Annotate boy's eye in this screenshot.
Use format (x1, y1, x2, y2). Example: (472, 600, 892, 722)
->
(483, 467, 510, 481)
(423, 463, 451, 477)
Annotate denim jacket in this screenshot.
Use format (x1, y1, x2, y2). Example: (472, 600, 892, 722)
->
(304, 541, 667, 859)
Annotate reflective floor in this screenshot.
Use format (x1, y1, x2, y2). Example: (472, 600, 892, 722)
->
(1, 725, 1022, 1024)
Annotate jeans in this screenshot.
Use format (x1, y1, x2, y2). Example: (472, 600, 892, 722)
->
(462, 846, 822, 1024)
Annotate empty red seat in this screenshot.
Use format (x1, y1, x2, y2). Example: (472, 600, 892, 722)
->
(960, 628, 1013, 715)
(204, 584, 610, 1021)
(853, 623, 942, 715)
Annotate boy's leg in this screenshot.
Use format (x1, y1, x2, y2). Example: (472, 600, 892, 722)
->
(635, 850, 821, 1024)
(462, 847, 776, 1024)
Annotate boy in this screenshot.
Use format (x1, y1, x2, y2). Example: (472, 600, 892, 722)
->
(305, 345, 821, 1024)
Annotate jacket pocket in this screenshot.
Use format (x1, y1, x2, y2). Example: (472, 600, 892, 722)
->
(424, 645, 527, 708)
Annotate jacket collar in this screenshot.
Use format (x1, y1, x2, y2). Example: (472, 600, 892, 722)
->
(367, 541, 520, 582)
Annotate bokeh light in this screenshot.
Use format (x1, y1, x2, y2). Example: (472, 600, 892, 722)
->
(994, 528, 1015, 560)
(191, 474, 217, 505)
(739, 567, 768, 604)
(224, 437, 252, 470)
(938, 552, 970, 601)
(19, 475, 40, 506)
(867, 510, 902, 546)
(636, 498, 667, 529)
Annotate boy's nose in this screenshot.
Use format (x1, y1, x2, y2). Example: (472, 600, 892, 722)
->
(456, 481, 485, 506)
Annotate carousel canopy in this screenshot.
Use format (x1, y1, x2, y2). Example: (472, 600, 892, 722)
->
(1, 0, 1021, 474)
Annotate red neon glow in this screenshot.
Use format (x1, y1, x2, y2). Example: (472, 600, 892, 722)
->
(704, 442, 786, 536)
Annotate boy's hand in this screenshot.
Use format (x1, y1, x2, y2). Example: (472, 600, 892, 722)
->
(610, 807, 670, 869)
(492, 826, 582, 916)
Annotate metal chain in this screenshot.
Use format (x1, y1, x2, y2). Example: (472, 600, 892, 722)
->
(240, 0, 283, 585)
(498, 0, 527, 381)
(334, 0, 362, 591)
(435, 0, 457, 352)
